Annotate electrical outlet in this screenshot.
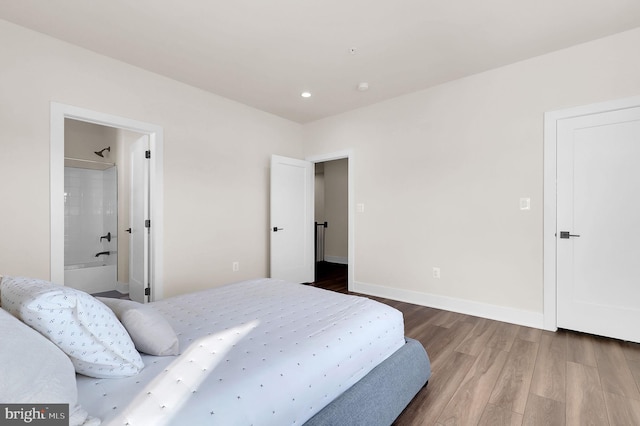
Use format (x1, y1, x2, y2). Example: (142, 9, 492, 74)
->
(232, 261, 239, 272)
(432, 267, 441, 279)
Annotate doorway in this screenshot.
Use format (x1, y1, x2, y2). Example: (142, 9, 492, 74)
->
(63, 120, 122, 296)
(307, 151, 353, 290)
(543, 96, 640, 341)
(50, 103, 164, 302)
(314, 159, 348, 282)
(269, 151, 353, 289)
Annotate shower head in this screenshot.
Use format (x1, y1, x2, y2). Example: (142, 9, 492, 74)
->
(94, 147, 111, 158)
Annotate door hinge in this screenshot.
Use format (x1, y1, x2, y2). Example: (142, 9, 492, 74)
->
(145, 150, 151, 159)
(144, 287, 150, 296)
(145, 219, 151, 228)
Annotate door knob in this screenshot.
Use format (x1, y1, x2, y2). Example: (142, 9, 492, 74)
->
(273, 227, 284, 232)
(559, 231, 580, 239)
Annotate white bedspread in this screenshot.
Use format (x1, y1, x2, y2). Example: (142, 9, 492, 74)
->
(76, 279, 405, 425)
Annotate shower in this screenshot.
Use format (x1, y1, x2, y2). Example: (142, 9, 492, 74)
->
(64, 163, 118, 294)
(94, 146, 111, 157)
(64, 131, 118, 295)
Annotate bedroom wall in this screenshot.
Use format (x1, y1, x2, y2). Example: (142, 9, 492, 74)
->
(303, 27, 640, 326)
(0, 19, 303, 297)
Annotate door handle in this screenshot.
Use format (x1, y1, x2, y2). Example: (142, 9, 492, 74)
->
(559, 231, 580, 239)
(125, 228, 132, 233)
(273, 227, 284, 232)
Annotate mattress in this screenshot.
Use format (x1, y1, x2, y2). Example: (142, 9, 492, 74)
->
(76, 278, 405, 425)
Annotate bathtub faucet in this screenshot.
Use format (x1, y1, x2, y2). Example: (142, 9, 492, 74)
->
(95, 251, 110, 257)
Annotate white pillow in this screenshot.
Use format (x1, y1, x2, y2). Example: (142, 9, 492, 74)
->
(97, 297, 179, 356)
(0, 307, 99, 426)
(1, 276, 143, 378)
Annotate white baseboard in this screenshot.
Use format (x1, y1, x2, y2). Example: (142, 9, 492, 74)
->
(323, 256, 348, 265)
(352, 281, 544, 329)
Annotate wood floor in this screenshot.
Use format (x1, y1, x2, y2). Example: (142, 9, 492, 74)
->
(311, 262, 640, 426)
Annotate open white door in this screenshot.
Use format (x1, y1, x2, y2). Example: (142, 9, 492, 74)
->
(557, 106, 640, 342)
(129, 135, 150, 303)
(270, 155, 314, 283)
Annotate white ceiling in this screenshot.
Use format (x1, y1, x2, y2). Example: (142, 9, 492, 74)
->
(2, 0, 640, 123)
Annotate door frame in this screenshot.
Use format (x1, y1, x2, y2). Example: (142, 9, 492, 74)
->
(543, 95, 640, 331)
(50, 102, 164, 300)
(306, 150, 353, 290)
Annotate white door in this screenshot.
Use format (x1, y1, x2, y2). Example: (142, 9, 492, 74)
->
(270, 155, 314, 283)
(557, 106, 640, 342)
(129, 135, 150, 303)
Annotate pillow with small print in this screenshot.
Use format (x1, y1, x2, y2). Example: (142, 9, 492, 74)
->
(1, 276, 144, 378)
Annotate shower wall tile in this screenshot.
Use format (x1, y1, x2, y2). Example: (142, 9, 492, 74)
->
(65, 167, 117, 267)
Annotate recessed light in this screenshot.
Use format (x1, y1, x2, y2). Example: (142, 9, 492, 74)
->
(301, 91, 312, 98)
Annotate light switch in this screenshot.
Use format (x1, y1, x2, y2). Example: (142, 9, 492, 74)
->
(356, 203, 365, 213)
(519, 198, 531, 210)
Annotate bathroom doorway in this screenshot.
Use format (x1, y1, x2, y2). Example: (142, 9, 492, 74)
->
(63, 119, 146, 299)
(50, 103, 164, 302)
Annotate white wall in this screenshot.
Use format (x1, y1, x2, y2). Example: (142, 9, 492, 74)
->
(0, 19, 303, 297)
(303, 28, 640, 326)
(3, 17, 640, 325)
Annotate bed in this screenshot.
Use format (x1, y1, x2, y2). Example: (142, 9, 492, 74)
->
(0, 276, 430, 425)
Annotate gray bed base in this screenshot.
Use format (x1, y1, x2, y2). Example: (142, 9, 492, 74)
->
(304, 337, 431, 426)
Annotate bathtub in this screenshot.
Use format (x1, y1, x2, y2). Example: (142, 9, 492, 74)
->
(64, 262, 117, 294)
